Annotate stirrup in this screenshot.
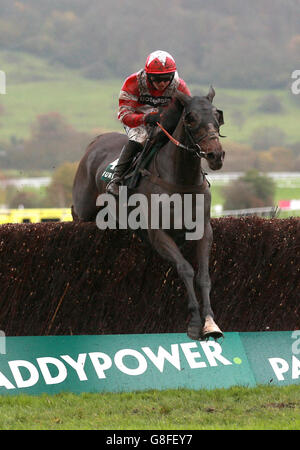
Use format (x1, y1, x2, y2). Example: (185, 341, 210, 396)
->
(106, 176, 123, 195)
(107, 175, 121, 185)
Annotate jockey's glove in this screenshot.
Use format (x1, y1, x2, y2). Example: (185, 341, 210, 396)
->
(144, 111, 161, 127)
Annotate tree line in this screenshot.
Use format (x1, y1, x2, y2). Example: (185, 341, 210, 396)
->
(0, 111, 298, 173)
(0, 111, 294, 210)
(1, 0, 300, 88)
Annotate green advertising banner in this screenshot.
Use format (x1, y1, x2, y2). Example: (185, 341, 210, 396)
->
(0, 331, 299, 396)
(241, 331, 300, 386)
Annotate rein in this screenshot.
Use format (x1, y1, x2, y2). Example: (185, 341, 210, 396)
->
(140, 119, 209, 194)
(156, 122, 207, 158)
(139, 107, 223, 193)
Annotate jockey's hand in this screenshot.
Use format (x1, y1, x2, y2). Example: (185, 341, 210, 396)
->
(144, 111, 161, 127)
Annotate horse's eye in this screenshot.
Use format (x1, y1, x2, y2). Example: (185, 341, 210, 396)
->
(185, 112, 197, 126)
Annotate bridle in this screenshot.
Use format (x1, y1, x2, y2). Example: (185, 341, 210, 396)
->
(156, 121, 207, 158)
(156, 108, 224, 160)
(140, 108, 225, 193)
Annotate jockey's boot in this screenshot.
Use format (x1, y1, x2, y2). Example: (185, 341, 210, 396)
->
(106, 140, 143, 196)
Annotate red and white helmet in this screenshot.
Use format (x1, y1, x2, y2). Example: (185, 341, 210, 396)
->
(145, 50, 177, 74)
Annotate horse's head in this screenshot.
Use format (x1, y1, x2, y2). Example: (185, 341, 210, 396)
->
(176, 87, 225, 170)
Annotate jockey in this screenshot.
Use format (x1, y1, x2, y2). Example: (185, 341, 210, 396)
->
(106, 50, 191, 196)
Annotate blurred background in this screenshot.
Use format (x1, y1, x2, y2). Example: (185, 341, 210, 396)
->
(0, 0, 300, 219)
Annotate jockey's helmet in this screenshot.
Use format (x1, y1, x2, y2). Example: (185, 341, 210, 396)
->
(145, 50, 176, 75)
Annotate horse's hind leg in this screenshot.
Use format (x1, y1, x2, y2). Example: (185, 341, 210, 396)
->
(72, 186, 99, 222)
(148, 229, 202, 340)
(195, 222, 223, 340)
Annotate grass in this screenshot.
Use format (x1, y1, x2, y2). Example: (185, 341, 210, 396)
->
(1, 173, 299, 218)
(0, 385, 298, 430)
(0, 50, 122, 142)
(185, 84, 300, 146)
(211, 185, 300, 205)
(1, 50, 300, 146)
(1, 50, 300, 216)
(210, 183, 300, 213)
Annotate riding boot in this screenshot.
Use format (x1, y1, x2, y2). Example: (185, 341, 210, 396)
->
(106, 140, 143, 196)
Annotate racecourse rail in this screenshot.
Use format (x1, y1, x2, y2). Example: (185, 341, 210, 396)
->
(0, 208, 72, 225)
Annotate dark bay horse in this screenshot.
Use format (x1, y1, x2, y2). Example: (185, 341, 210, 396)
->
(72, 86, 225, 340)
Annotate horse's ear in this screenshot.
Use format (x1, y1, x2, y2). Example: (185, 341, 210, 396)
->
(175, 90, 192, 107)
(206, 85, 215, 103)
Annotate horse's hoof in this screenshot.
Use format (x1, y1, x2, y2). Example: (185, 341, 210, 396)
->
(187, 325, 201, 341)
(202, 316, 224, 341)
(202, 330, 224, 341)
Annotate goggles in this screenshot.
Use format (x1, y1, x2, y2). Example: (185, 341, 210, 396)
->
(148, 73, 175, 83)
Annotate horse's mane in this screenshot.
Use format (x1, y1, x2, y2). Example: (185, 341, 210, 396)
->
(162, 97, 183, 129)
(155, 97, 184, 147)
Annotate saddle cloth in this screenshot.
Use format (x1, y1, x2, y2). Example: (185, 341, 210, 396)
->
(100, 158, 119, 183)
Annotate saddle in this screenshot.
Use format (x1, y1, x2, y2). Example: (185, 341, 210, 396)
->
(100, 140, 161, 189)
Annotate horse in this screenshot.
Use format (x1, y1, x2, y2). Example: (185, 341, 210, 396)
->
(72, 86, 225, 340)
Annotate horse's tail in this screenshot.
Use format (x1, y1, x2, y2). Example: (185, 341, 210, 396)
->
(71, 205, 79, 221)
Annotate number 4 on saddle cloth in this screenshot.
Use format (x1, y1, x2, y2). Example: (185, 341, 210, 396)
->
(101, 158, 119, 183)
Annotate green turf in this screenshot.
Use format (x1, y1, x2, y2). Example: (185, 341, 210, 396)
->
(210, 181, 300, 217)
(1, 50, 300, 216)
(211, 184, 300, 203)
(0, 385, 298, 430)
(1, 50, 300, 146)
(0, 50, 122, 142)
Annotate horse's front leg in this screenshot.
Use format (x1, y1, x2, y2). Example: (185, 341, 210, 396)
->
(195, 222, 223, 340)
(148, 229, 202, 340)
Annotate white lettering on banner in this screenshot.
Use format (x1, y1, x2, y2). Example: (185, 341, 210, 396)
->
(269, 356, 300, 381)
(269, 357, 289, 380)
(180, 342, 206, 368)
(8, 360, 39, 388)
(61, 354, 88, 381)
(114, 349, 147, 376)
(201, 341, 232, 366)
(292, 355, 300, 379)
(0, 340, 239, 391)
(141, 345, 181, 372)
(0, 371, 15, 390)
(37, 357, 67, 385)
(89, 352, 112, 379)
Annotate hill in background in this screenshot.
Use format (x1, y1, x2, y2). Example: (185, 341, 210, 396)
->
(0, 0, 300, 89)
(1, 0, 300, 173)
(0, 50, 300, 173)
